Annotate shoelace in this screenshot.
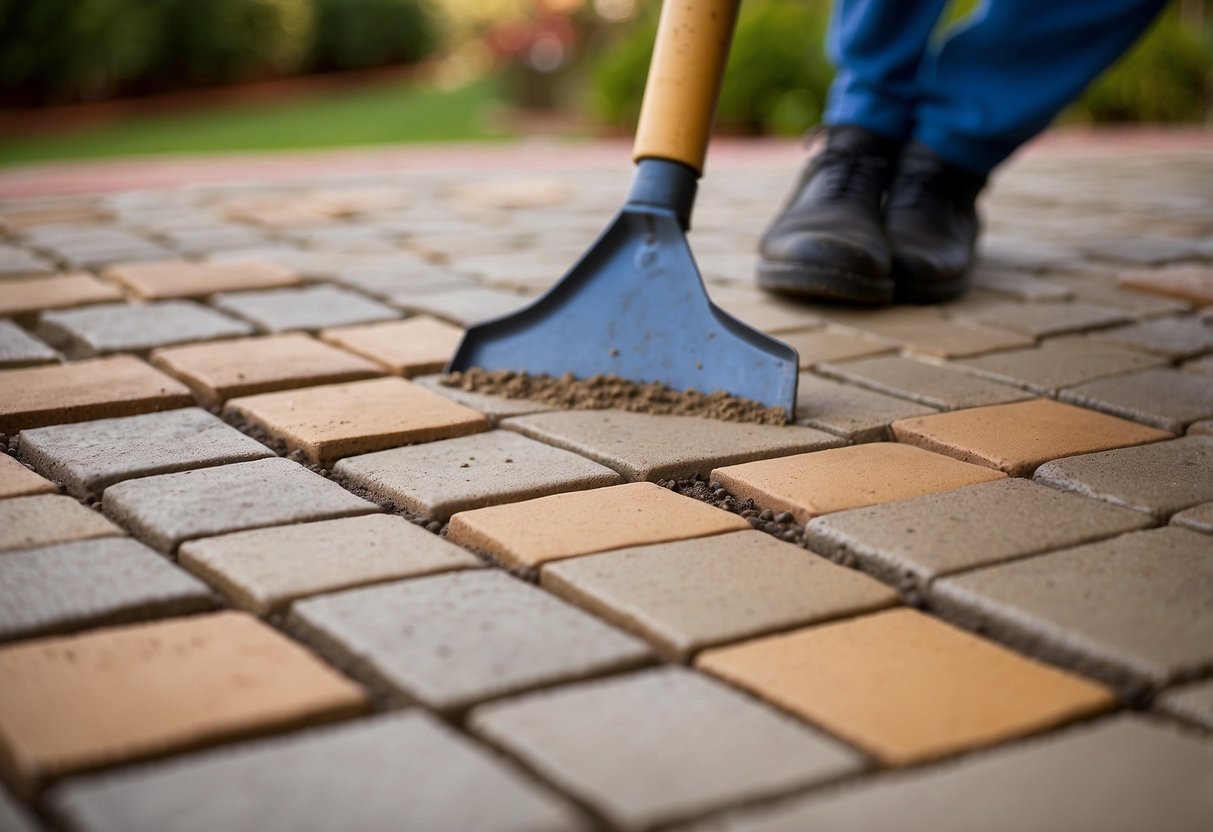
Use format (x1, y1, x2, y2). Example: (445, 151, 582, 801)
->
(810, 146, 890, 200)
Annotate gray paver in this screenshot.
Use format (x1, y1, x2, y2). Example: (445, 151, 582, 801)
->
(0, 320, 58, 368)
(102, 457, 377, 553)
(795, 374, 937, 441)
(952, 339, 1166, 395)
(1184, 354, 1213, 376)
(1059, 368, 1213, 432)
(334, 430, 622, 521)
(0, 244, 54, 279)
(469, 666, 863, 832)
(806, 478, 1154, 596)
(212, 285, 400, 332)
(49, 711, 585, 832)
(0, 786, 39, 832)
(957, 300, 1129, 337)
(37, 301, 253, 357)
(969, 266, 1072, 301)
(0, 537, 213, 643)
(1090, 315, 1213, 358)
(1034, 435, 1213, 516)
(777, 329, 896, 366)
(389, 286, 531, 326)
(19, 408, 274, 499)
(1192, 419, 1213, 435)
(0, 495, 121, 553)
(1158, 679, 1213, 729)
(818, 355, 1032, 410)
(1047, 272, 1195, 318)
(289, 570, 652, 713)
(932, 527, 1213, 695)
(1172, 502, 1213, 534)
(687, 716, 1213, 832)
(504, 410, 843, 482)
(413, 374, 555, 421)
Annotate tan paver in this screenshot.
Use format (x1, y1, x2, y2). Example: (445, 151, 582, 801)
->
(819, 355, 1032, 410)
(953, 339, 1167, 395)
(319, 315, 463, 377)
(0, 611, 366, 795)
(1158, 679, 1213, 729)
(1172, 502, 1213, 534)
(697, 608, 1114, 765)
(710, 443, 1006, 525)
(795, 374, 937, 442)
(842, 317, 1033, 358)
(446, 481, 750, 570)
(151, 333, 383, 406)
(0, 320, 58, 368)
(0, 356, 192, 433)
(37, 301, 253, 358)
(104, 258, 299, 299)
(226, 377, 489, 465)
(1117, 265, 1213, 306)
(0, 495, 121, 553)
(891, 398, 1172, 476)
(958, 300, 1129, 337)
(778, 329, 895, 367)
(0, 455, 55, 499)
(0, 274, 122, 319)
(1059, 368, 1213, 433)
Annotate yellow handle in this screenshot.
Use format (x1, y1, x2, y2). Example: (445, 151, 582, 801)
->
(633, 0, 740, 174)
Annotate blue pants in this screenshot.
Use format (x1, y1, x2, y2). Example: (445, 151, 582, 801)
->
(824, 0, 1168, 173)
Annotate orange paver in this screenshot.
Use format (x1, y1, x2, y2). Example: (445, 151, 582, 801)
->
(0, 356, 193, 433)
(320, 315, 464, 377)
(104, 258, 300, 300)
(151, 333, 384, 406)
(0, 611, 367, 796)
(697, 608, 1115, 765)
(1117, 265, 1213, 306)
(891, 398, 1173, 476)
(0, 455, 56, 499)
(446, 481, 750, 570)
(711, 443, 1006, 524)
(0, 274, 123, 319)
(225, 376, 489, 464)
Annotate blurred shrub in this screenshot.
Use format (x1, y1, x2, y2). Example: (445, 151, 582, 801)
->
(308, 0, 442, 71)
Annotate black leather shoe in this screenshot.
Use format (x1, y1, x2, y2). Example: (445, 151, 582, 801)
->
(886, 142, 986, 303)
(757, 126, 899, 304)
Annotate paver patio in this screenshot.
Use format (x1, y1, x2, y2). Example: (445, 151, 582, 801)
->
(0, 132, 1210, 828)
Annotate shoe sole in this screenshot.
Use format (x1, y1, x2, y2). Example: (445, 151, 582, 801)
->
(756, 260, 894, 305)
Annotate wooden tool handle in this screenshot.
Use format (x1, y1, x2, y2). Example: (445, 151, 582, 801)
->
(632, 0, 740, 175)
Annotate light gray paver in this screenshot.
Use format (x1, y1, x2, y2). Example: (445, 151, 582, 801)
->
(212, 285, 400, 332)
(956, 300, 1129, 337)
(389, 286, 531, 326)
(0, 244, 54, 279)
(334, 430, 622, 521)
(952, 339, 1166, 395)
(19, 408, 274, 499)
(795, 374, 937, 441)
(0, 320, 58, 368)
(1171, 502, 1213, 534)
(289, 570, 652, 713)
(1059, 368, 1213, 432)
(806, 478, 1154, 596)
(932, 527, 1213, 695)
(818, 355, 1033, 410)
(1158, 679, 1213, 730)
(102, 457, 377, 553)
(469, 666, 863, 832)
(0, 537, 213, 642)
(37, 301, 253, 358)
(686, 716, 1213, 832)
(0, 786, 39, 832)
(179, 514, 481, 615)
(0, 495, 121, 553)
(49, 711, 585, 832)
(413, 374, 555, 420)
(1034, 435, 1213, 516)
(1090, 316, 1213, 359)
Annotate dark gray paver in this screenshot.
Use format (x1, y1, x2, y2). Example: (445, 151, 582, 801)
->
(0, 495, 121, 553)
(686, 716, 1213, 832)
(102, 457, 377, 553)
(0, 537, 213, 643)
(1158, 679, 1213, 729)
(806, 478, 1153, 596)
(469, 667, 863, 832)
(952, 339, 1166, 395)
(818, 355, 1032, 410)
(334, 430, 622, 521)
(19, 408, 274, 499)
(36, 301, 253, 358)
(1090, 315, 1213, 359)
(49, 711, 585, 832)
(289, 570, 652, 713)
(1034, 435, 1213, 516)
(212, 285, 400, 332)
(957, 300, 1129, 338)
(1089, 235, 1209, 265)
(794, 374, 937, 441)
(932, 527, 1213, 696)
(1172, 502, 1213, 534)
(0, 320, 58, 368)
(1059, 368, 1213, 432)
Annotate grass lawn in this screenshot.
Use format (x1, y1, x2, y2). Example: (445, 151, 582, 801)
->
(0, 76, 512, 167)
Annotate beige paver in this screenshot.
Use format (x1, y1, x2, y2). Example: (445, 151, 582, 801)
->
(319, 315, 464, 377)
(958, 300, 1128, 337)
(1090, 316, 1213, 359)
(953, 339, 1167, 395)
(795, 374, 937, 441)
(0, 611, 366, 795)
(697, 608, 1114, 765)
(1172, 502, 1213, 534)
(0, 495, 121, 553)
(842, 317, 1033, 358)
(447, 481, 750, 571)
(226, 377, 489, 464)
(0, 455, 55, 500)
(413, 373, 555, 420)
(1158, 679, 1213, 729)
(0, 274, 122, 319)
(1117, 265, 1213, 306)
(819, 355, 1032, 410)
(710, 443, 1006, 525)
(104, 258, 299, 299)
(778, 329, 895, 367)
(151, 333, 383, 406)
(1059, 368, 1213, 433)
(891, 398, 1172, 476)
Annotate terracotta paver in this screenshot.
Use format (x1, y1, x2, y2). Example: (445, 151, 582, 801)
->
(319, 315, 464, 377)
(819, 355, 1032, 410)
(1172, 502, 1213, 534)
(0, 454, 56, 499)
(213, 285, 400, 332)
(891, 398, 1172, 475)
(469, 667, 862, 831)
(179, 514, 481, 615)
(0, 495, 121, 553)
(698, 608, 1114, 765)
(953, 339, 1166, 395)
(225, 377, 489, 465)
(103, 258, 299, 300)
(446, 481, 750, 571)
(958, 299, 1129, 337)
(0, 320, 58, 368)
(1090, 316, 1213, 359)
(1059, 368, 1213, 432)
(0, 611, 367, 795)
(778, 329, 895, 367)
(1158, 679, 1213, 729)
(710, 443, 1006, 525)
(0, 356, 192, 433)
(1117, 265, 1213, 306)
(0, 274, 122, 319)
(151, 333, 383, 406)
(794, 374, 937, 441)
(37, 301, 253, 358)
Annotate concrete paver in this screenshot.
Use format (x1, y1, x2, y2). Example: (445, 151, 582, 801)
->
(104, 258, 299, 300)
(794, 374, 937, 441)
(0, 454, 56, 499)
(380, 286, 530, 326)
(0, 495, 121, 553)
(958, 299, 1129, 337)
(1158, 679, 1213, 729)
(1090, 315, 1213, 359)
(1117, 265, 1213, 306)
(1171, 501, 1213, 534)
(37, 301, 253, 358)
(414, 373, 556, 420)
(213, 285, 400, 332)
(1059, 367, 1213, 432)
(0, 320, 58, 368)
(319, 315, 464, 377)
(839, 317, 1033, 358)
(819, 355, 1032, 410)
(952, 338, 1166, 395)
(777, 329, 895, 367)
(0, 243, 54, 279)
(0, 274, 122, 320)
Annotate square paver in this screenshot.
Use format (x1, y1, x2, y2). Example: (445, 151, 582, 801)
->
(19, 408, 274, 499)
(957, 300, 1129, 337)
(698, 608, 1114, 765)
(891, 398, 1172, 476)
(1059, 368, 1213, 432)
(413, 373, 558, 420)
(0, 320, 58, 368)
(48, 711, 585, 832)
(542, 530, 897, 661)
(102, 457, 377, 553)
(0, 495, 121, 553)
(1117, 264, 1213, 306)
(179, 514, 481, 615)
(840, 317, 1034, 358)
(1172, 502, 1213, 534)
(794, 374, 937, 441)
(952, 339, 1167, 395)
(504, 410, 843, 482)
(104, 258, 299, 299)
(36, 301, 253, 358)
(1158, 679, 1213, 730)
(933, 525, 1213, 696)
(319, 315, 464, 377)
(806, 478, 1154, 596)
(0, 454, 56, 499)
(0, 274, 122, 320)
(970, 265, 1073, 301)
(709, 288, 824, 334)
(0, 611, 367, 796)
(389, 287, 533, 326)
(446, 481, 750, 571)
(151, 333, 384, 406)
(0, 537, 214, 643)
(1033, 435, 1213, 516)
(0, 356, 193, 434)
(0, 244, 53, 278)
(819, 355, 1032, 410)
(226, 377, 490, 465)
(334, 430, 622, 521)
(469, 667, 862, 831)
(1090, 316, 1213, 359)
(710, 443, 1007, 525)
(778, 329, 895, 367)
(213, 285, 400, 332)
(289, 570, 651, 713)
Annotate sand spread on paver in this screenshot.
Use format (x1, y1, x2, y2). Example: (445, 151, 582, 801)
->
(441, 369, 789, 425)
